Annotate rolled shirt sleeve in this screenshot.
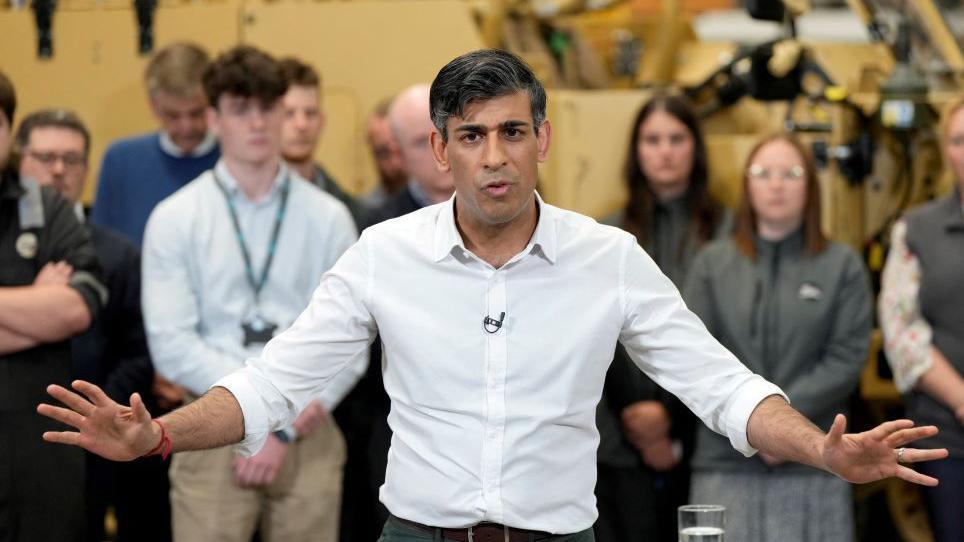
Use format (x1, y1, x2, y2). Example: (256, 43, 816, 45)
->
(617, 237, 786, 457)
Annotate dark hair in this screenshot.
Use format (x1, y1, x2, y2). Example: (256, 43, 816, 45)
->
(14, 108, 91, 158)
(0, 70, 16, 125)
(279, 57, 320, 88)
(202, 45, 288, 108)
(429, 49, 547, 141)
(732, 133, 827, 259)
(622, 94, 721, 251)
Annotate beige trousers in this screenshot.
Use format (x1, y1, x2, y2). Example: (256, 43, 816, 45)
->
(170, 420, 345, 542)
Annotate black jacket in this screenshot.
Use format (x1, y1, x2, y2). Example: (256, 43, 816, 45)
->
(71, 223, 155, 408)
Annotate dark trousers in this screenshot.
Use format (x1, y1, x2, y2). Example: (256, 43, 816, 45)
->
(85, 453, 172, 542)
(337, 340, 391, 542)
(918, 457, 964, 542)
(378, 516, 595, 542)
(593, 463, 659, 542)
(0, 410, 85, 542)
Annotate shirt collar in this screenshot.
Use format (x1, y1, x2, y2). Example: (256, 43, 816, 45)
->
(159, 130, 218, 158)
(754, 226, 805, 257)
(213, 159, 289, 204)
(74, 202, 86, 223)
(432, 191, 557, 265)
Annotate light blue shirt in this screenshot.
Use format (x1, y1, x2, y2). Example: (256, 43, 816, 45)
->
(142, 160, 363, 410)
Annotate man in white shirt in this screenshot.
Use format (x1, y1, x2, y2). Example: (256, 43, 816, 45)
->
(40, 49, 948, 541)
(138, 45, 360, 542)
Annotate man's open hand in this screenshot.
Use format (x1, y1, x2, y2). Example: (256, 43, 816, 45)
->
(37, 380, 160, 461)
(822, 415, 948, 486)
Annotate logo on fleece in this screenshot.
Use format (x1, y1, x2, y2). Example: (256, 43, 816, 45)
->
(798, 282, 823, 301)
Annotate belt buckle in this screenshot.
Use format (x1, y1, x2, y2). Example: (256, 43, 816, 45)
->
(465, 525, 510, 542)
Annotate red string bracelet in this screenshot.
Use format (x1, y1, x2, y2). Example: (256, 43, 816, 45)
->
(144, 419, 172, 460)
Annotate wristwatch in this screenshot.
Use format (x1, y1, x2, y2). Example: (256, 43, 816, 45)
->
(273, 428, 296, 444)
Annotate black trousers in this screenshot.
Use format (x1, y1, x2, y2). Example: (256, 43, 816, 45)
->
(593, 463, 658, 542)
(0, 410, 85, 542)
(85, 453, 172, 542)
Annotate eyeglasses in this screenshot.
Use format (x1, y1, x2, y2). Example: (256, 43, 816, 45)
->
(26, 150, 86, 170)
(747, 164, 805, 183)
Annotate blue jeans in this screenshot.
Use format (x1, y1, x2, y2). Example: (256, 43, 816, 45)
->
(377, 516, 596, 542)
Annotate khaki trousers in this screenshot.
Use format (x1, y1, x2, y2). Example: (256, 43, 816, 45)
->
(170, 420, 345, 542)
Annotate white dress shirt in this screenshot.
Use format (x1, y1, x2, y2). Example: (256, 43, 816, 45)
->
(217, 193, 786, 533)
(143, 160, 364, 411)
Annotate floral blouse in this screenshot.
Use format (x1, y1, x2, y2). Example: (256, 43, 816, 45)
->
(879, 219, 934, 392)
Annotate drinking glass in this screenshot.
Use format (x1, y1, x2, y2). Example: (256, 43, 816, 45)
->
(678, 504, 725, 542)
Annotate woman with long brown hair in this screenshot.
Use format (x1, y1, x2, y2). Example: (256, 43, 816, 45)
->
(616, 94, 727, 285)
(596, 95, 729, 541)
(682, 134, 872, 541)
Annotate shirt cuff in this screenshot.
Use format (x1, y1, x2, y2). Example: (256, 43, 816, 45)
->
(725, 376, 789, 457)
(211, 372, 270, 457)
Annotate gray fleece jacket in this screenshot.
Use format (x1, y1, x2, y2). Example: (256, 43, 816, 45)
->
(683, 231, 872, 472)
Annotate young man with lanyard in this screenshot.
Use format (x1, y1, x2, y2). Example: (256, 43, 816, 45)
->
(137, 46, 362, 542)
(42, 50, 948, 541)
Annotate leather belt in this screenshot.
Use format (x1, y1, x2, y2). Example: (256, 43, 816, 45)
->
(393, 516, 556, 542)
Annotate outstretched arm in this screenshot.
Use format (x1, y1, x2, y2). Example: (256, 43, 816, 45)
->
(38, 380, 244, 461)
(746, 395, 948, 486)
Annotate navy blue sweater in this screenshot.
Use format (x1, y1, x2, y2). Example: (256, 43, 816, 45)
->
(91, 132, 219, 246)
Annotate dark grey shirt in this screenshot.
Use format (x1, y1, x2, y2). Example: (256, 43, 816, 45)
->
(311, 164, 368, 230)
(597, 201, 731, 467)
(903, 188, 964, 456)
(684, 232, 872, 472)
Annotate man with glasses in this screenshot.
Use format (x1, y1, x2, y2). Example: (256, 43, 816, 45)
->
(361, 98, 407, 208)
(0, 74, 105, 542)
(15, 108, 169, 542)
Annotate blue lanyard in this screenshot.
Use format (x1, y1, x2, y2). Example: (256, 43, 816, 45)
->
(212, 169, 290, 304)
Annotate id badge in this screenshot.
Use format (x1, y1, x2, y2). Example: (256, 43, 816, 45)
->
(241, 313, 277, 347)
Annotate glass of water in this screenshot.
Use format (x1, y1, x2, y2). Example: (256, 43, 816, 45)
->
(678, 504, 725, 542)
